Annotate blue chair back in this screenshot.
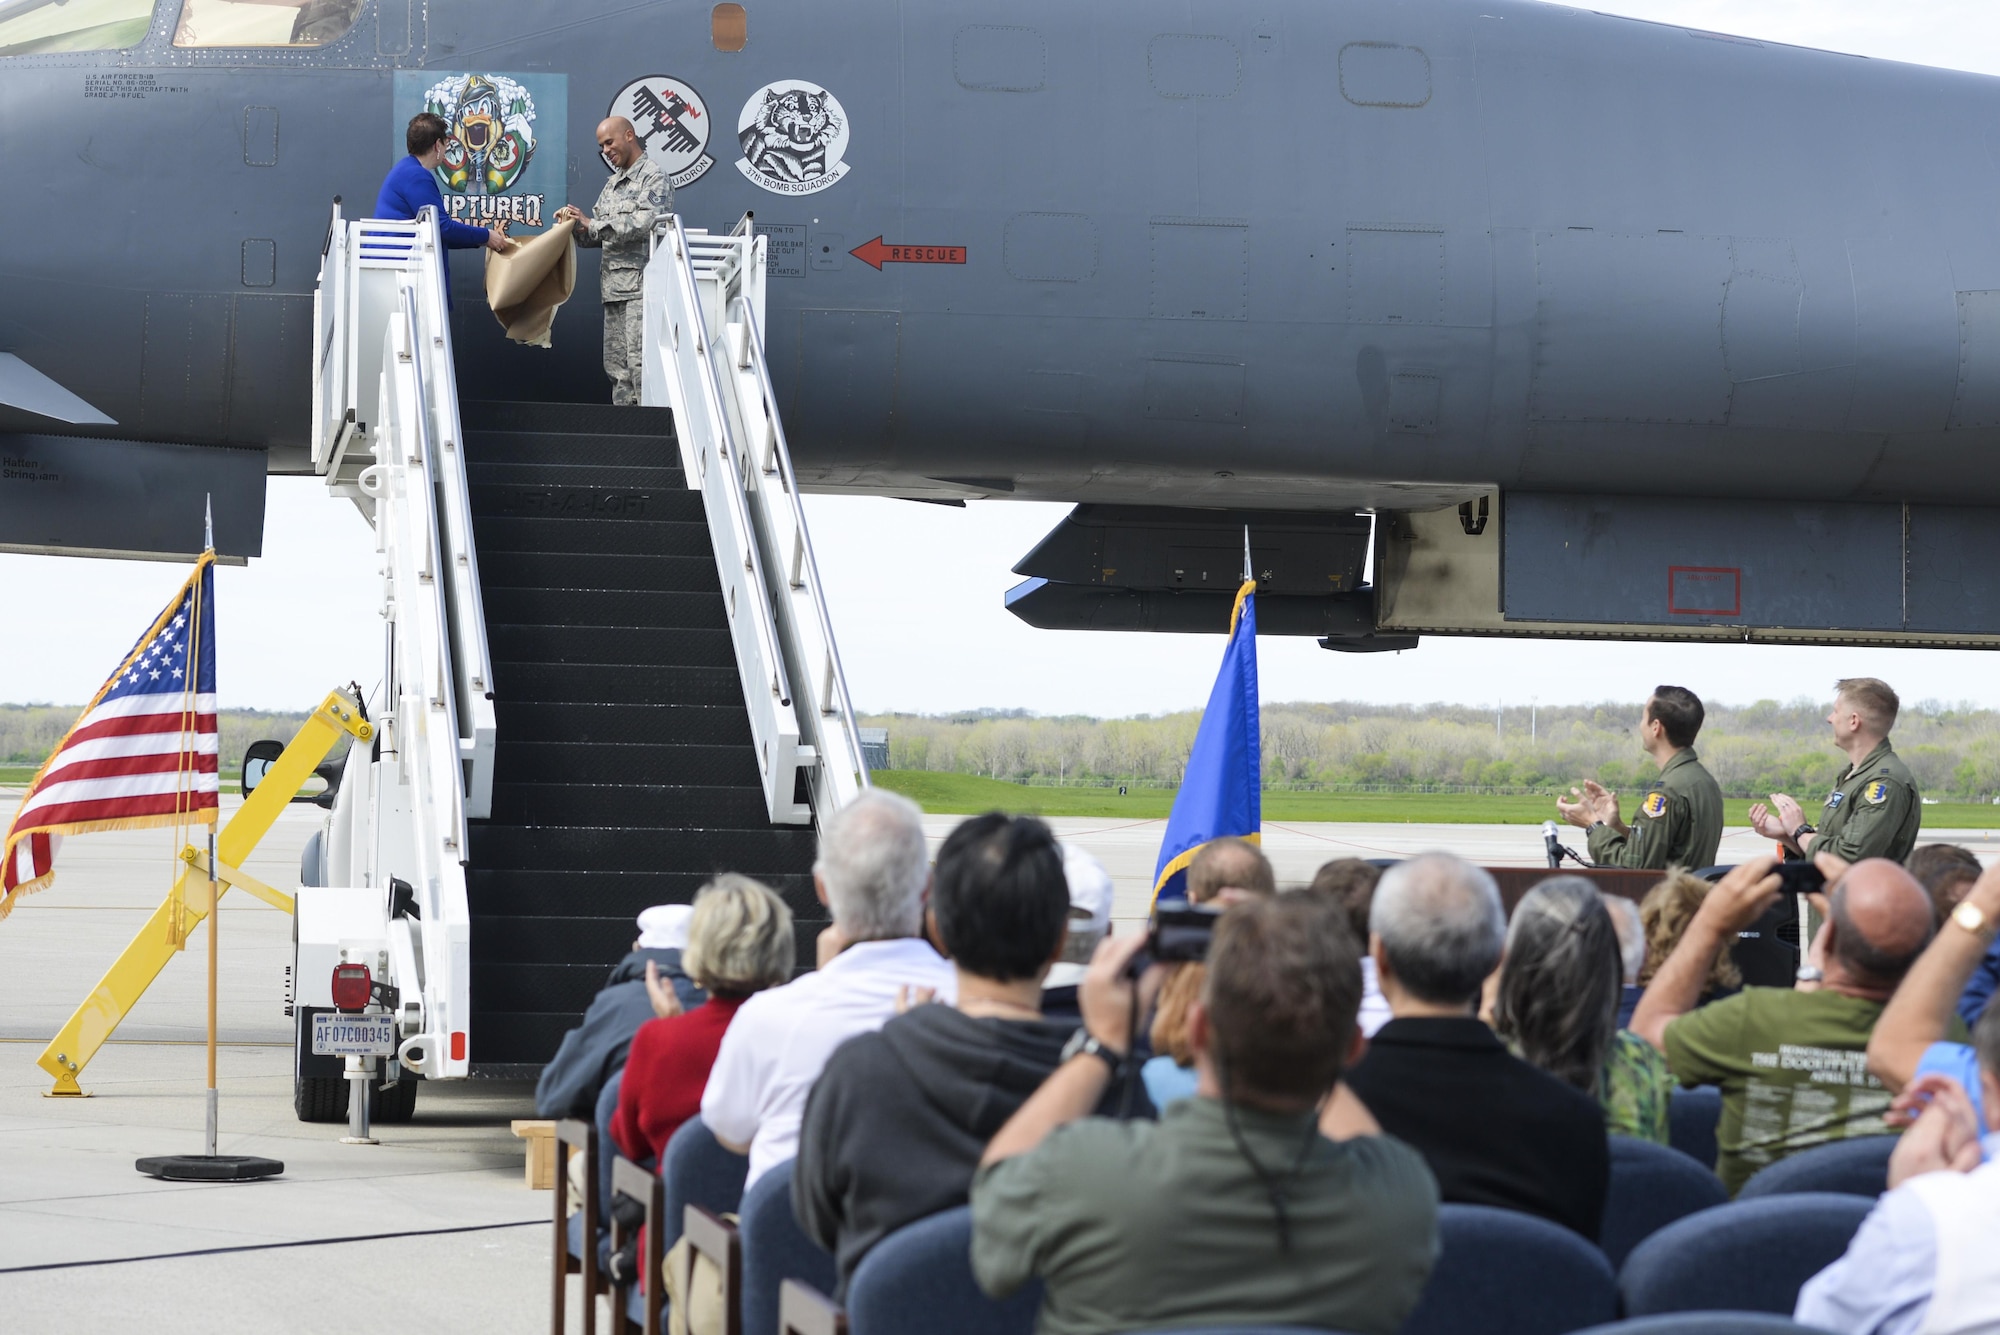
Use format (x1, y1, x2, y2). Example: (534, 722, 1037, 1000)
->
(1618, 1193, 1874, 1316)
(1574, 1317, 1835, 1334)
(844, 1206, 1038, 1335)
(1735, 1135, 1896, 1200)
(1667, 1087, 1721, 1170)
(741, 1159, 836, 1335)
(661, 1117, 749, 1253)
(1398, 1204, 1617, 1335)
(1600, 1136, 1729, 1268)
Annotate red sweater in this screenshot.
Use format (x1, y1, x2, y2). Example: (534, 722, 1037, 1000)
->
(611, 996, 745, 1165)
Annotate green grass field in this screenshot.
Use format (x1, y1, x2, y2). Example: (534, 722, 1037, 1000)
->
(871, 770, 2000, 828)
(0, 765, 37, 786)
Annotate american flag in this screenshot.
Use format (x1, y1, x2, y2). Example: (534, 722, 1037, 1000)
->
(1, 553, 218, 916)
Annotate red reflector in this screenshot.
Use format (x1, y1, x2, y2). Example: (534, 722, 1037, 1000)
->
(449, 1031, 466, 1062)
(330, 963, 372, 1012)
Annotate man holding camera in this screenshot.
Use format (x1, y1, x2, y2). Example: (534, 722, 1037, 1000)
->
(1750, 677, 1922, 865)
(972, 895, 1438, 1335)
(1556, 685, 1723, 870)
(1632, 853, 1946, 1194)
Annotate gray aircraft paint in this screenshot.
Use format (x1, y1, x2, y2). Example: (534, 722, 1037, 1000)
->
(4, 0, 2000, 633)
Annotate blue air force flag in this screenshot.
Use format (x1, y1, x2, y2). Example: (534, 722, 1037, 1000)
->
(1152, 577, 1261, 902)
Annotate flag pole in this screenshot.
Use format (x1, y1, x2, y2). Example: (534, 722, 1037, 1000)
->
(202, 497, 217, 1159)
(136, 498, 278, 1179)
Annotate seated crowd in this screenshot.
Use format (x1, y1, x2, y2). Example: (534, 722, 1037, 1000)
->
(537, 787, 2000, 1335)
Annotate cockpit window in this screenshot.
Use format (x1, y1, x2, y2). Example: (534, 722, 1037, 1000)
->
(0, 0, 154, 57)
(172, 0, 361, 48)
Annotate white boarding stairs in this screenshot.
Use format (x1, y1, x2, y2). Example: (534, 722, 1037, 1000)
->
(303, 204, 866, 1085)
(642, 214, 871, 823)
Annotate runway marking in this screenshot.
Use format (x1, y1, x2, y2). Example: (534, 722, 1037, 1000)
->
(1259, 823, 1424, 858)
(0, 1218, 542, 1275)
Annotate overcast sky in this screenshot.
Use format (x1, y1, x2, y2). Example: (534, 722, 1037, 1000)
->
(6, 1, 1999, 718)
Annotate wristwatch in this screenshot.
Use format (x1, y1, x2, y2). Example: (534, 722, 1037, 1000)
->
(1060, 1027, 1124, 1076)
(1791, 823, 1816, 840)
(1952, 901, 1994, 939)
(1795, 965, 1824, 983)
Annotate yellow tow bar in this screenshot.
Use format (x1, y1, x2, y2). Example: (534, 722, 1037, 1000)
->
(38, 690, 374, 1096)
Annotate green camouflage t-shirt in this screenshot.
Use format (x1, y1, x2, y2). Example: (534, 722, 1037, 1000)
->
(1661, 988, 1951, 1194)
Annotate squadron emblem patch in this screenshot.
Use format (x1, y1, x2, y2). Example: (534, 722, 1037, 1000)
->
(1865, 779, 1890, 805)
(609, 76, 715, 189)
(1826, 791, 1845, 810)
(1640, 792, 1669, 820)
(737, 81, 852, 195)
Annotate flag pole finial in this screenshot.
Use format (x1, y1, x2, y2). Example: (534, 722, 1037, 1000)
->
(203, 494, 213, 553)
(1242, 525, 1252, 583)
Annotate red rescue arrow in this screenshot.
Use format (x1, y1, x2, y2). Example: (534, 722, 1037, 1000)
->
(849, 237, 967, 271)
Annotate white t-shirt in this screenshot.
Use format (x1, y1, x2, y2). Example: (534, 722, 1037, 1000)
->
(1359, 956, 1392, 1038)
(699, 936, 957, 1188)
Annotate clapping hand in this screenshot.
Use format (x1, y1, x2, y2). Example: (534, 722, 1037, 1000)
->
(1556, 779, 1619, 831)
(1749, 793, 1808, 846)
(644, 959, 682, 1020)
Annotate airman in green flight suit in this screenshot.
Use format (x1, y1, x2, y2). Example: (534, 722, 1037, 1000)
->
(1557, 685, 1725, 871)
(1751, 678, 1922, 864)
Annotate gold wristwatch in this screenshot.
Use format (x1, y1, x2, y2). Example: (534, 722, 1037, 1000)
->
(1952, 901, 1993, 938)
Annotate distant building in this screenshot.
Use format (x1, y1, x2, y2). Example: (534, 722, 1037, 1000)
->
(859, 727, 890, 772)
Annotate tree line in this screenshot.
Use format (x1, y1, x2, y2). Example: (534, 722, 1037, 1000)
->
(864, 700, 2000, 800)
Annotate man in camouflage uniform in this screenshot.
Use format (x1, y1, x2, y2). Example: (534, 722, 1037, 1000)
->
(1557, 685, 1725, 870)
(555, 116, 670, 405)
(1752, 677, 1922, 863)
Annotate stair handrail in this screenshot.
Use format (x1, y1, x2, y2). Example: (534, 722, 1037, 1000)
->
(312, 203, 484, 1077)
(645, 218, 805, 822)
(648, 218, 871, 821)
(727, 292, 872, 806)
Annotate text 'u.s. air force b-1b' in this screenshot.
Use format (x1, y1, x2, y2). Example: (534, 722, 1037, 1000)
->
(11, 0, 2000, 1110)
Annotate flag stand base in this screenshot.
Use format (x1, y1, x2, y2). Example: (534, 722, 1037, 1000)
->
(135, 1154, 283, 1182)
(42, 1090, 91, 1099)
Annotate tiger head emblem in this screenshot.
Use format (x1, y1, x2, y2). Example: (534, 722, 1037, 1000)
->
(739, 87, 841, 183)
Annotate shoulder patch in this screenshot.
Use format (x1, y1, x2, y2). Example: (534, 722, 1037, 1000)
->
(1640, 792, 1669, 820)
(1865, 779, 1891, 805)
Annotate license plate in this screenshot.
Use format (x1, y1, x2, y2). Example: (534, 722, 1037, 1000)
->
(312, 1013, 397, 1056)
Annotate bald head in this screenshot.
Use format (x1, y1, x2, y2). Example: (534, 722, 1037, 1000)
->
(597, 116, 642, 169)
(1829, 859, 1935, 991)
(1187, 837, 1275, 903)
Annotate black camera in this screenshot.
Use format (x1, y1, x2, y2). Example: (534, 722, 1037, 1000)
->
(1125, 898, 1223, 976)
(1773, 862, 1827, 896)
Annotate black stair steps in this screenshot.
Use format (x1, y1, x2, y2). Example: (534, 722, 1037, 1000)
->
(480, 587, 726, 631)
(487, 782, 773, 828)
(459, 401, 823, 1069)
(486, 624, 737, 669)
(488, 663, 742, 707)
(476, 553, 720, 594)
(473, 516, 716, 559)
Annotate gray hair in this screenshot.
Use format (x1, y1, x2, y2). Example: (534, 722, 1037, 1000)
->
(814, 789, 929, 941)
(1494, 877, 1623, 1093)
(1370, 853, 1505, 1007)
(1600, 892, 1645, 985)
(682, 874, 794, 995)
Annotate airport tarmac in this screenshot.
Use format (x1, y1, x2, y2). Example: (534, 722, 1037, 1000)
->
(3, 793, 1996, 1329)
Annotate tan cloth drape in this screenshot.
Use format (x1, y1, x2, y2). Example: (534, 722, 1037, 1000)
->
(484, 227, 577, 348)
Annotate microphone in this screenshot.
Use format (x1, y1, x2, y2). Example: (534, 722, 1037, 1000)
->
(1542, 820, 1565, 870)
